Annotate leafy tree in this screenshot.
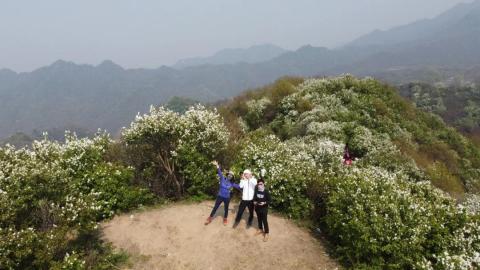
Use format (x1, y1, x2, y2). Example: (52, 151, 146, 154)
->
(165, 96, 200, 114)
(122, 105, 229, 198)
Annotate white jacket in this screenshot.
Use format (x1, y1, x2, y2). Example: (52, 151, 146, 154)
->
(239, 177, 257, 201)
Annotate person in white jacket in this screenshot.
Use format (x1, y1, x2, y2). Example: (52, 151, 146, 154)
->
(233, 169, 257, 228)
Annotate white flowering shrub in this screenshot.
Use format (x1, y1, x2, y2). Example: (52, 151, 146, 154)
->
(226, 76, 480, 269)
(237, 116, 250, 133)
(122, 105, 229, 198)
(463, 194, 480, 215)
(0, 227, 38, 269)
(431, 218, 480, 270)
(0, 133, 152, 269)
(319, 166, 480, 269)
(235, 133, 480, 268)
(51, 251, 85, 270)
(243, 97, 273, 129)
(306, 121, 346, 141)
(234, 132, 316, 218)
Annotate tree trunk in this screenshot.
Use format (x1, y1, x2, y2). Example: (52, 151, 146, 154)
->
(157, 152, 183, 198)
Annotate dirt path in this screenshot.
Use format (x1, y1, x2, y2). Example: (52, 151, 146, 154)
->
(101, 201, 339, 270)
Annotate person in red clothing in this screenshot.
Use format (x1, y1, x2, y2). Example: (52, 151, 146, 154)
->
(343, 143, 353, 165)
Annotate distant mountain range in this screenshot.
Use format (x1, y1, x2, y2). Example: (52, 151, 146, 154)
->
(2, 0, 480, 139)
(348, 0, 480, 48)
(338, 0, 480, 74)
(173, 44, 288, 69)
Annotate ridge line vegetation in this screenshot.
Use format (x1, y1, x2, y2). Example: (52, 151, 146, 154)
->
(1, 76, 479, 269)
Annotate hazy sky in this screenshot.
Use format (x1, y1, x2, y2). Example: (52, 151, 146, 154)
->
(0, 0, 472, 72)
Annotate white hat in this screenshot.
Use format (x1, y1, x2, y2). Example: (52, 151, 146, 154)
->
(243, 169, 252, 175)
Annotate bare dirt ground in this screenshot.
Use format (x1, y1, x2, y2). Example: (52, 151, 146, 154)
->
(101, 201, 340, 270)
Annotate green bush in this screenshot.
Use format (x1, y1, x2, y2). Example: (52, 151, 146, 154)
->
(318, 168, 477, 269)
(122, 105, 229, 198)
(0, 133, 153, 269)
(176, 145, 217, 197)
(225, 76, 480, 269)
(232, 132, 321, 218)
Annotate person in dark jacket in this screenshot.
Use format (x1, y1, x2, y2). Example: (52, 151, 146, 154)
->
(253, 178, 271, 242)
(205, 161, 240, 226)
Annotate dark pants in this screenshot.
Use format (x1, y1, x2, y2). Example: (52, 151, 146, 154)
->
(255, 206, 269, 234)
(235, 200, 254, 225)
(210, 196, 230, 218)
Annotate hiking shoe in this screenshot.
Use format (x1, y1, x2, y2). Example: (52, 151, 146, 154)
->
(232, 222, 239, 229)
(204, 217, 212, 225)
(263, 233, 269, 242)
(247, 221, 252, 229)
(255, 230, 263, 236)
(223, 218, 228, 225)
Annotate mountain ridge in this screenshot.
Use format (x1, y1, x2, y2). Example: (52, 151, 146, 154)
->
(347, 0, 480, 48)
(2, 2, 480, 138)
(173, 44, 288, 69)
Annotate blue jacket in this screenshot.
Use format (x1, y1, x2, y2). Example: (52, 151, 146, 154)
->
(217, 168, 240, 199)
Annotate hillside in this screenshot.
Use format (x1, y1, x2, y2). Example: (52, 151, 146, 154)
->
(221, 76, 480, 196)
(173, 44, 288, 69)
(0, 47, 368, 139)
(340, 0, 480, 74)
(1, 127, 93, 148)
(348, 0, 480, 47)
(397, 80, 480, 143)
(2, 76, 480, 269)
(2, 1, 480, 139)
(218, 76, 480, 268)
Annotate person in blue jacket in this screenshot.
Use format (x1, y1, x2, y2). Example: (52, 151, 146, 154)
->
(205, 160, 240, 226)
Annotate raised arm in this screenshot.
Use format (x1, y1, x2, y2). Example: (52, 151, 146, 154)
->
(211, 160, 224, 181)
(217, 167, 224, 180)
